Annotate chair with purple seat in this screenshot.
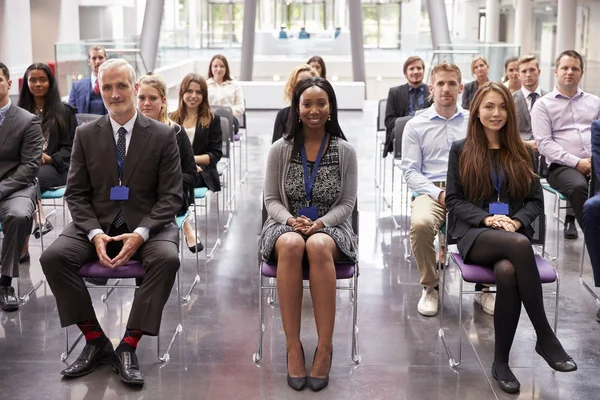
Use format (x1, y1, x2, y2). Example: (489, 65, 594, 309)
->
(438, 214, 559, 368)
(252, 206, 361, 364)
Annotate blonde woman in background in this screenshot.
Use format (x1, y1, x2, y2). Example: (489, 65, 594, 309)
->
(271, 64, 318, 143)
(462, 56, 489, 110)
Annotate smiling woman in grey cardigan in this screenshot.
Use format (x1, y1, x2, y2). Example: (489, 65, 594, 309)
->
(260, 77, 357, 392)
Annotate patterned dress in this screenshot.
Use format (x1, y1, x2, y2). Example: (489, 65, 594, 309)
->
(260, 136, 357, 263)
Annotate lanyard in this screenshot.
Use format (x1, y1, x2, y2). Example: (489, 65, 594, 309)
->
(300, 134, 329, 204)
(492, 167, 503, 201)
(114, 141, 125, 186)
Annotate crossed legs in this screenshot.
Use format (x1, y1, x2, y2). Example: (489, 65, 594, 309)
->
(274, 232, 340, 379)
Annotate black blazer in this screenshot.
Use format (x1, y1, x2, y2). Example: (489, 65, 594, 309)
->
(445, 139, 543, 240)
(383, 84, 431, 156)
(190, 113, 223, 192)
(46, 102, 77, 174)
(461, 81, 479, 111)
(272, 106, 290, 144)
(174, 124, 199, 212)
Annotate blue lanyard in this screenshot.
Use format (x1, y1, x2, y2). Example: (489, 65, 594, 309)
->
(114, 141, 124, 185)
(300, 134, 329, 203)
(492, 168, 503, 201)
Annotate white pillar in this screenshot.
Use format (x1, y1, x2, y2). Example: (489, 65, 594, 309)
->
(426, 0, 452, 50)
(485, 0, 499, 42)
(556, 0, 576, 55)
(514, 0, 532, 54)
(110, 6, 125, 40)
(58, 0, 80, 42)
(1, 0, 33, 87)
(335, 0, 345, 28)
(401, 0, 421, 52)
(188, 0, 199, 48)
(260, 0, 273, 30)
(453, 0, 479, 41)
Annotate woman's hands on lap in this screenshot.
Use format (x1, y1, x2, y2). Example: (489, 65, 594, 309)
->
(291, 216, 324, 236)
(483, 215, 522, 232)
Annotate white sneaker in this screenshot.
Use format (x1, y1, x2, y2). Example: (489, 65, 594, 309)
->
(417, 287, 439, 316)
(474, 291, 495, 316)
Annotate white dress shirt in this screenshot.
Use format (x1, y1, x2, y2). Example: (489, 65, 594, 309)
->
(91, 73, 98, 91)
(520, 86, 542, 111)
(88, 111, 150, 242)
(206, 78, 245, 119)
(400, 105, 469, 200)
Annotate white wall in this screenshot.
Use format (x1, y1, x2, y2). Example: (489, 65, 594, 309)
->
(1, 0, 34, 92)
(79, 6, 113, 40)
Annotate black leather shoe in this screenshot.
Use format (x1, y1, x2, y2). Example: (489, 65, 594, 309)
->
(19, 251, 30, 264)
(535, 342, 577, 372)
(185, 236, 204, 254)
(564, 220, 578, 239)
(33, 220, 53, 239)
(308, 347, 332, 392)
(287, 344, 307, 391)
(112, 351, 144, 386)
(61, 341, 114, 377)
(0, 286, 19, 311)
(492, 365, 520, 394)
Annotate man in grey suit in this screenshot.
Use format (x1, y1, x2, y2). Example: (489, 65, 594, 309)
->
(513, 55, 546, 151)
(383, 56, 432, 156)
(0, 62, 43, 312)
(40, 59, 182, 386)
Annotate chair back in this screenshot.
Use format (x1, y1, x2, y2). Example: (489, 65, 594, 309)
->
(393, 116, 412, 160)
(217, 115, 231, 159)
(239, 100, 247, 130)
(213, 106, 235, 141)
(76, 113, 101, 126)
(377, 99, 387, 132)
(590, 156, 599, 198)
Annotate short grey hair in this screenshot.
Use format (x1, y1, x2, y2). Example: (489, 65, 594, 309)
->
(98, 59, 136, 87)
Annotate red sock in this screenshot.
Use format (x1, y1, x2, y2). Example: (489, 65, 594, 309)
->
(116, 329, 144, 354)
(77, 320, 107, 346)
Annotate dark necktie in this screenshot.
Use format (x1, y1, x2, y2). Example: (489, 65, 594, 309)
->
(413, 88, 421, 112)
(529, 92, 539, 110)
(113, 127, 127, 228)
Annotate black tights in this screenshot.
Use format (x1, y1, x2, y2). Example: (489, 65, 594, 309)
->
(467, 230, 568, 379)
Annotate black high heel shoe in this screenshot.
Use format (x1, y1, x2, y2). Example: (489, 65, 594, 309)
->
(287, 344, 307, 391)
(535, 342, 577, 372)
(308, 347, 332, 392)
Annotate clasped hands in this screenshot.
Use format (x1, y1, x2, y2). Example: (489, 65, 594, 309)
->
(92, 232, 144, 269)
(483, 215, 522, 232)
(289, 216, 324, 236)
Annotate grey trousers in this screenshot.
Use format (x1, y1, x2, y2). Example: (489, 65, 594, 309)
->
(40, 231, 179, 336)
(0, 195, 35, 277)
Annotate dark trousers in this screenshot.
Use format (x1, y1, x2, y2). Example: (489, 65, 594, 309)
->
(0, 195, 35, 277)
(547, 164, 589, 228)
(38, 164, 68, 192)
(583, 194, 600, 286)
(40, 228, 179, 336)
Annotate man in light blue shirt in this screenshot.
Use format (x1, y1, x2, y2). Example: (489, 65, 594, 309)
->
(401, 62, 486, 316)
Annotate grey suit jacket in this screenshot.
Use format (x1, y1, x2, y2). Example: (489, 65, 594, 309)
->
(63, 113, 183, 243)
(0, 103, 43, 200)
(514, 89, 547, 141)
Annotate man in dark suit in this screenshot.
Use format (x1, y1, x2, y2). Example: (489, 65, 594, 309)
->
(383, 56, 432, 156)
(40, 59, 182, 386)
(0, 62, 43, 312)
(68, 45, 108, 115)
(513, 55, 546, 151)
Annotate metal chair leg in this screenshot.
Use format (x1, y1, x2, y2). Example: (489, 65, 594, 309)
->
(253, 271, 265, 363)
(351, 271, 361, 363)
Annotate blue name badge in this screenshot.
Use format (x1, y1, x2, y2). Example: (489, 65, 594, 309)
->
(110, 186, 129, 201)
(489, 202, 509, 215)
(298, 206, 318, 221)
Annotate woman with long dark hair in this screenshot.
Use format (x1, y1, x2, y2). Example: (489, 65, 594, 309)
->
(259, 76, 357, 391)
(206, 54, 244, 134)
(502, 56, 521, 94)
(307, 56, 327, 80)
(170, 73, 222, 253)
(18, 63, 76, 258)
(446, 81, 577, 394)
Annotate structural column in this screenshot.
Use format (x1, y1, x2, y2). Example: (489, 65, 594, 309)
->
(240, 0, 257, 80)
(139, 0, 165, 72)
(514, 0, 533, 54)
(0, 0, 33, 90)
(556, 0, 576, 55)
(485, 0, 499, 42)
(426, 0, 452, 50)
(347, 0, 366, 86)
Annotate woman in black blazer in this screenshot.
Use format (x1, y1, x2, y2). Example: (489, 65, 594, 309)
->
(461, 56, 489, 111)
(171, 73, 223, 252)
(446, 82, 576, 394)
(272, 64, 318, 143)
(18, 63, 76, 245)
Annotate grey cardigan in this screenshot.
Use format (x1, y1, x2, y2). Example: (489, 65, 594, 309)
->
(260, 137, 358, 250)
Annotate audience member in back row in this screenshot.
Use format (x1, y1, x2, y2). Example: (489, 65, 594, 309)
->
(170, 73, 223, 252)
(582, 120, 600, 320)
(502, 56, 521, 94)
(68, 45, 108, 115)
(307, 56, 327, 80)
(383, 56, 432, 157)
(446, 81, 577, 394)
(531, 50, 600, 239)
(260, 76, 357, 392)
(18, 63, 77, 252)
(513, 55, 546, 151)
(401, 62, 497, 317)
(206, 54, 245, 134)
(461, 56, 489, 110)
(0, 62, 43, 312)
(272, 64, 318, 143)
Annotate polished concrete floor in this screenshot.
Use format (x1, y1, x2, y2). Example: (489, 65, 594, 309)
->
(2, 102, 599, 400)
